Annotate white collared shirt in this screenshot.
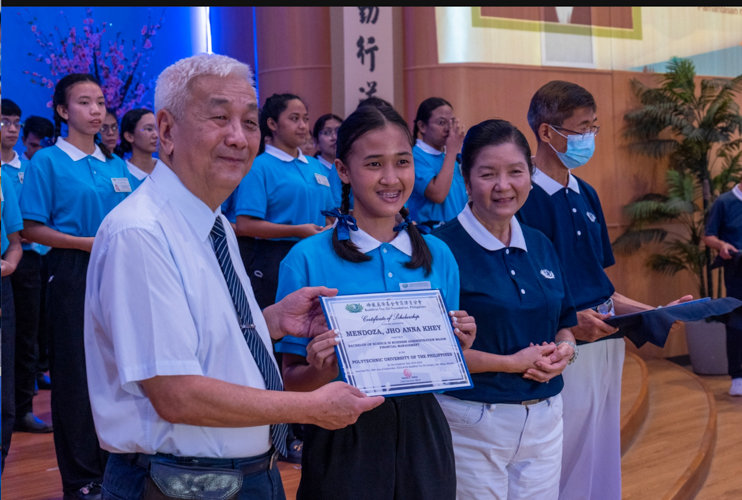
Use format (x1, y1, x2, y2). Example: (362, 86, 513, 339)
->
(733, 184, 742, 202)
(349, 226, 413, 256)
(55, 136, 107, 162)
(415, 138, 444, 156)
(317, 155, 334, 170)
(85, 162, 275, 458)
(457, 204, 528, 252)
(531, 167, 580, 196)
(126, 159, 151, 181)
(264, 144, 308, 164)
(3, 151, 22, 169)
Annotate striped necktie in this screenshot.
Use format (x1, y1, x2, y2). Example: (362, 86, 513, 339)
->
(209, 216, 288, 456)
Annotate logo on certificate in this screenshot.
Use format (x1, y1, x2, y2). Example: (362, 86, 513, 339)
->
(540, 269, 555, 279)
(345, 303, 364, 313)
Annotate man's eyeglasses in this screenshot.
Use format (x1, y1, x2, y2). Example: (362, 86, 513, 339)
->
(101, 124, 119, 134)
(551, 124, 600, 139)
(0, 120, 23, 130)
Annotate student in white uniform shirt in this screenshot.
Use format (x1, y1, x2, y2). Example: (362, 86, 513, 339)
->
(84, 53, 382, 500)
(116, 108, 158, 186)
(517, 80, 691, 500)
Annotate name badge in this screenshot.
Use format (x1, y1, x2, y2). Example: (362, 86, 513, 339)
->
(111, 178, 132, 193)
(400, 281, 431, 291)
(315, 173, 331, 187)
(18, 172, 25, 184)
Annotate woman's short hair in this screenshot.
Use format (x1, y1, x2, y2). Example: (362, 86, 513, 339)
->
(155, 53, 254, 121)
(460, 119, 533, 182)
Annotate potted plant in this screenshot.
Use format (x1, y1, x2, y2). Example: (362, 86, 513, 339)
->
(613, 57, 742, 374)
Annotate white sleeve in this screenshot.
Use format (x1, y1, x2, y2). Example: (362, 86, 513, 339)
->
(89, 226, 204, 397)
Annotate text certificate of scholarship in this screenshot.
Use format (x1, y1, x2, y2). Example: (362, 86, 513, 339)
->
(320, 290, 473, 397)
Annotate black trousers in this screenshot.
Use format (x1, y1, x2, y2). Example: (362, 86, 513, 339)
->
(1, 276, 16, 473)
(726, 277, 742, 379)
(246, 239, 297, 310)
(47, 249, 108, 492)
(297, 393, 456, 500)
(10, 251, 42, 416)
(37, 252, 51, 374)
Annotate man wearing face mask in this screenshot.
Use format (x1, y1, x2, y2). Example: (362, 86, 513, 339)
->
(517, 81, 691, 500)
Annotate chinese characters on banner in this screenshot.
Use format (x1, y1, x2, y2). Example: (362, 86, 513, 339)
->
(343, 6, 394, 117)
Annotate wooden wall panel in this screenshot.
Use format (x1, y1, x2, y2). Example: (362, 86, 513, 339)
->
(255, 7, 332, 122)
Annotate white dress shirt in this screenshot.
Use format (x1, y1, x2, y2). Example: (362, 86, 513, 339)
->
(85, 162, 275, 458)
(126, 159, 151, 180)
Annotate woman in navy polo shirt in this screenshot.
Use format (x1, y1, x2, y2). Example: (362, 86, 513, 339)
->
(408, 97, 468, 229)
(434, 120, 577, 500)
(233, 93, 335, 309)
(19, 74, 135, 499)
(276, 105, 476, 499)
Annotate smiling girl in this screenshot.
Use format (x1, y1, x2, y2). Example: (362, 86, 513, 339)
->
(275, 105, 476, 499)
(19, 73, 137, 499)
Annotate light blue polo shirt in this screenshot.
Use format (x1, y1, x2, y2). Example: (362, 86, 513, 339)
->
(20, 137, 135, 238)
(317, 155, 343, 209)
(408, 139, 468, 225)
(234, 145, 335, 241)
(2, 177, 24, 255)
(275, 227, 460, 356)
(3, 151, 50, 255)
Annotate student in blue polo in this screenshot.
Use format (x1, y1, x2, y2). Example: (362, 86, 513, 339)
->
(408, 97, 468, 229)
(704, 185, 742, 396)
(434, 119, 577, 499)
(312, 113, 344, 208)
(233, 93, 335, 309)
(517, 81, 691, 500)
(1, 99, 54, 436)
(19, 73, 136, 500)
(276, 105, 476, 500)
(1, 176, 24, 473)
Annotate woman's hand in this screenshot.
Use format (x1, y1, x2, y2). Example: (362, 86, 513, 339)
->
(449, 310, 476, 350)
(445, 117, 466, 154)
(306, 329, 340, 374)
(524, 342, 572, 383)
(664, 295, 693, 307)
(511, 343, 556, 373)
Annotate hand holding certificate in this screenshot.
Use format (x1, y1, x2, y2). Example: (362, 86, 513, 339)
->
(320, 290, 473, 397)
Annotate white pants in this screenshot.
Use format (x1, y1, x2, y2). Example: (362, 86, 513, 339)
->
(436, 393, 563, 500)
(559, 338, 625, 500)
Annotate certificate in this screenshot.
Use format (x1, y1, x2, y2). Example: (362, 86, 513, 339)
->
(320, 290, 473, 397)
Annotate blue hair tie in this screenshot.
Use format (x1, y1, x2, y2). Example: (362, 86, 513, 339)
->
(322, 208, 358, 241)
(393, 215, 413, 233)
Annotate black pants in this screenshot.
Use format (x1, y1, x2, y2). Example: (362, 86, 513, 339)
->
(10, 251, 42, 416)
(297, 393, 456, 500)
(237, 236, 257, 270)
(247, 239, 297, 310)
(37, 252, 50, 375)
(47, 249, 108, 492)
(1, 276, 16, 473)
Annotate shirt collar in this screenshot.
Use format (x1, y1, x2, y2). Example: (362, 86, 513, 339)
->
(21, 151, 31, 161)
(415, 139, 444, 156)
(349, 227, 413, 256)
(457, 204, 527, 252)
(317, 155, 334, 170)
(3, 151, 21, 169)
(126, 160, 149, 180)
(55, 136, 106, 162)
(733, 185, 742, 202)
(149, 161, 221, 242)
(264, 144, 308, 164)
(531, 167, 580, 196)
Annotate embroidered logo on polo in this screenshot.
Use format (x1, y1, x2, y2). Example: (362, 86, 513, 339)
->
(540, 269, 555, 279)
(586, 212, 596, 222)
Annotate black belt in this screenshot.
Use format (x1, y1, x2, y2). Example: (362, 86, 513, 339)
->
(124, 449, 279, 476)
(501, 397, 550, 406)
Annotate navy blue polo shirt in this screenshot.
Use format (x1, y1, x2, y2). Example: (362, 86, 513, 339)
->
(706, 188, 742, 251)
(517, 168, 615, 312)
(434, 205, 577, 404)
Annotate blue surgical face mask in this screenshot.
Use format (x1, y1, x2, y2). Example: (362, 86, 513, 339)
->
(548, 125, 595, 169)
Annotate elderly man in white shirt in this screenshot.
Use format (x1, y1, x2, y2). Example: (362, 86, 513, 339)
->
(84, 54, 383, 500)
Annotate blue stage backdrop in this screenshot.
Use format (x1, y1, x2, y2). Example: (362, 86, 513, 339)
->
(4, 6, 212, 150)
